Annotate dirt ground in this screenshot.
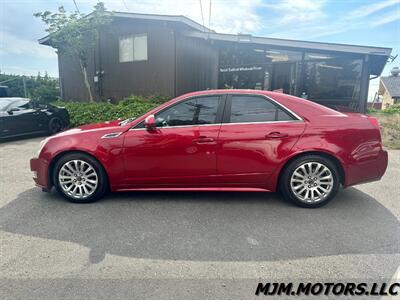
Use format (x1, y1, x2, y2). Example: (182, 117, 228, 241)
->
(371, 113, 400, 150)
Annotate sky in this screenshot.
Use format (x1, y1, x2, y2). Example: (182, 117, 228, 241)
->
(0, 0, 399, 100)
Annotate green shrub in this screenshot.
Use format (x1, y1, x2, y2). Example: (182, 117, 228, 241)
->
(367, 107, 380, 114)
(382, 103, 400, 114)
(52, 95, 170, 127)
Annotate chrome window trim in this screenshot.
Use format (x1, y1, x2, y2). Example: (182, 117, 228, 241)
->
(265, 96, 303, 121)
(227, 92, 303, 122)
(220, 119, 303, 126)
(129, 119, 303, 131)
(129, 92, 304, 131)
(129, 123, 221, 131)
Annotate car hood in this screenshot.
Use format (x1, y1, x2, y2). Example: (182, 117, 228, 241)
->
(51, 120, 125, 139)
(77, 120, 122, 130)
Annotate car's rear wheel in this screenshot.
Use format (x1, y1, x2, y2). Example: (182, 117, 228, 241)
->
(280, 155, 340, 208)
(48, 117, 64, 135)
(52, 153, 108, 203)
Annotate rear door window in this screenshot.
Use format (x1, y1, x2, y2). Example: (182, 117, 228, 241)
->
(229, 95, 295, 123)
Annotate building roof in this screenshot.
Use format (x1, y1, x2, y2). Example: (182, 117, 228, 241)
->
(38, 11, 212, 44)
(186, 31, 391, 57)
(381, 76, 400, 98)
(185, 31, 391, 76)
(111, 12, 213, 32)
(38, 11, 391, 76)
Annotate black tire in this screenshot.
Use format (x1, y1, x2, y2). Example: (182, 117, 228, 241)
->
(52, 152, 108, 203)
(48, 117, 64, 135)
(279, 155, 340, 208)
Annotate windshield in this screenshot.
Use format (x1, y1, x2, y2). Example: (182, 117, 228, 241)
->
(0, 98, 14, 111)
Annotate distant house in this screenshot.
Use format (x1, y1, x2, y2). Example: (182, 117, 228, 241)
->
(379, 67, 400, 109)
(39, 12, 391, 113)
(367, 101, 382, 110)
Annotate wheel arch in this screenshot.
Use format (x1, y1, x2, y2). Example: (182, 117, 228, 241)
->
(48, 150, 110, 189)
(277, 151, 346, 188)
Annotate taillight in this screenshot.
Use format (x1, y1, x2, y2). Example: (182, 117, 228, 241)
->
(367, 116, 380, 129)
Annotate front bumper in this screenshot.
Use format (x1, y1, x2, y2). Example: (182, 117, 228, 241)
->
(30, 157, 50, 190)
(344, 149, 388, 187)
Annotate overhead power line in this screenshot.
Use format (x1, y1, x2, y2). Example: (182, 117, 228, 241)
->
(208, 0, 211, 29)
(72, 0, 80, 13)
(199, 0, 205, 31)
(121, 0, 130, 11)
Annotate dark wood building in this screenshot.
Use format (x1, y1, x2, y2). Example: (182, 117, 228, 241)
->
(39, 12, 391, 112)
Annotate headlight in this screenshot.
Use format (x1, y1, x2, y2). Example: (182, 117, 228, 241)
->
(37, 138, 48, 156)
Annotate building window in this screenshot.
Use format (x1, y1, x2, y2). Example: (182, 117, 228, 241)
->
(218, 46, 302, 95)
(119, 34, 148, 63)
(303, 52, 362, 101)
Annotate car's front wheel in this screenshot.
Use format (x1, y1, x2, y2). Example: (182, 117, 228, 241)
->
(280, 155, 340, 208)
(52, 153, 108, 203)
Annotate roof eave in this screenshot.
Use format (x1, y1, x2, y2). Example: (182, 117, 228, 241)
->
(38, 35, 50, 45)
(111, 11, 213, 33)
(185, 31, 392, 57)
(38, 11, 214, 46)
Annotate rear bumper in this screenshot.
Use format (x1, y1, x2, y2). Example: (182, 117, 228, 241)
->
(30, 157, 50, 189)
(344, 149, 388, 187)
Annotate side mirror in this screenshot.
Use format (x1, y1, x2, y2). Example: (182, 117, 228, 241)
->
(144, 114, 156, 130)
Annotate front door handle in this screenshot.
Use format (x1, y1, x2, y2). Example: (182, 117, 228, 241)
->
(193, 136, 215, 144)
(265, 132, 289, 139)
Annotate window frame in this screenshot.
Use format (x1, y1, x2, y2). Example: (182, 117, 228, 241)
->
(222, 93, 302, 124)
(132, 34, 148, 62)
(119, 33, 148, 63)
(131, 94, 227, 130)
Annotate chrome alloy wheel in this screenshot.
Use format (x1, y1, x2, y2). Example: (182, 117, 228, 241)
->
(290, 162, 334, 203)
(58, 160, 98, 199)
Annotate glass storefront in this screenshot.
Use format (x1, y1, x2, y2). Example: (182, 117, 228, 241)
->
(218, 46, 302, 94)
(218, 44, 364, 105)
(303, 53, 362, 101)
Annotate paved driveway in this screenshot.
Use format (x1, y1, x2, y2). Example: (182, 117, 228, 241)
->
(1, 137, 399, 299)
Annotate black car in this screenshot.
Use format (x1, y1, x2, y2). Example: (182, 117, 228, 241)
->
(0, 98, 69, 139)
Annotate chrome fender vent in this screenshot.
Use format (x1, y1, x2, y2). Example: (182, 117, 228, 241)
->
(101, 132, 122, 139)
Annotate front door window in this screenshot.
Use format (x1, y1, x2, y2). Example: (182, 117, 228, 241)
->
(155, 96, 220, 127)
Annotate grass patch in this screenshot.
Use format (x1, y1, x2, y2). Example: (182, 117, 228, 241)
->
(369, 112, 400, 150)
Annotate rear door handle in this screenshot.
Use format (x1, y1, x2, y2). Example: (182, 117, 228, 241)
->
(193, 136, 215, 144)
(265, 132, 289, 139)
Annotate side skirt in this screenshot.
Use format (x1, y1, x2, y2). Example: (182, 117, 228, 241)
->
(114, 187, 271, 192)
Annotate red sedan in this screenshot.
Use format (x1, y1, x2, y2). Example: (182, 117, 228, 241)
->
(30, 90, 388, 208)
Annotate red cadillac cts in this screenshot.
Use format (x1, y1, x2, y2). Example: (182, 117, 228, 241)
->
(30, 90, 388, 208)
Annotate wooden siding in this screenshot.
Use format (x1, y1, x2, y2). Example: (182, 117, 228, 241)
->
(58, 18, 177, 101)
(99, 19, 176, 100)
(175, 35, 218, 95)
(58, 51, 96, 101)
